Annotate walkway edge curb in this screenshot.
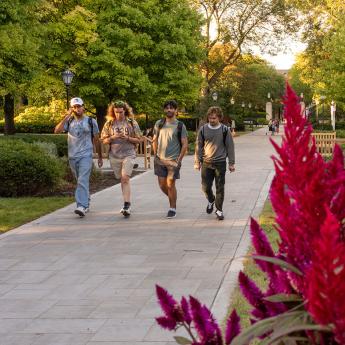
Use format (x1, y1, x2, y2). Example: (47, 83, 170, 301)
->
(210, 169, 275, 323)
(0, 169, 151, 240)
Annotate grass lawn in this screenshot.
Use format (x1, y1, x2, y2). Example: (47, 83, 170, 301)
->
(0, 196, 73, 233)
(228, 200, 280, 329)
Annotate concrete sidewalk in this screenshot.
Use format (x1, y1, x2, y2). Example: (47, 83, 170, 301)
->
(0, 128, 281, 345)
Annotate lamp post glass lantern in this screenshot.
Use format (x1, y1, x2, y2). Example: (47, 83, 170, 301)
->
(62, 69, 74, 109)
(212, 91, 218, 102)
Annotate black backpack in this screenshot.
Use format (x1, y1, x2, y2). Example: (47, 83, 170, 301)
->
(200, 124, 228, 146)
(156, 118, 183, 148)
(66, 116, 94, 139)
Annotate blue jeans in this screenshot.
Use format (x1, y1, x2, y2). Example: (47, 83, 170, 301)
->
(69, 155, 93, 208)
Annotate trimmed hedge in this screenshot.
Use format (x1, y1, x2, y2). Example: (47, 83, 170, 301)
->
(0, 140, 64, 197)
(0, 134, 68, 157)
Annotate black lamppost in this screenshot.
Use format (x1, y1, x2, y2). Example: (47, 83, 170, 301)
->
(61, 69, 74, 109)
(242, 102, 245, 116)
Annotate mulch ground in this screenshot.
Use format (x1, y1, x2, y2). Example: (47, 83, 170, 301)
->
(53, 170, 144, 197)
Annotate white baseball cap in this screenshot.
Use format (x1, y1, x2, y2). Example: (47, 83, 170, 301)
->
(70, 97, 84, 106)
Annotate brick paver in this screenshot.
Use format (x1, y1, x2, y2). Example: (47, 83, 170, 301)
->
(0, 128, 281, 344)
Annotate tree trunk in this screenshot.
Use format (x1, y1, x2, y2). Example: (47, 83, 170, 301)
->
(4, 94, 15, 135)
(95, 105, 107, 131)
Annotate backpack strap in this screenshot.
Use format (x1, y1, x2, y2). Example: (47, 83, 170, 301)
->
(88, 117, 94, 139)
(127, 117, 134, 128)
(222, 124, 228, 146)
(156, 118, 166, 141)
(177, 121, 183, 148)
(200, 125, 206, 145)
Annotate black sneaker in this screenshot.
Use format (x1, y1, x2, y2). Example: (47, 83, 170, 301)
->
(166, 210, 176, 218)
(215, 209, 224, 221)
(206, 201, 214, 214)
(120, 206, 131, 218)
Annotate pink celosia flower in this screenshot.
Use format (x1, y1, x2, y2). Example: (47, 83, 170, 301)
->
(305, 209, 345, 344)
(225, 310, 240, 345)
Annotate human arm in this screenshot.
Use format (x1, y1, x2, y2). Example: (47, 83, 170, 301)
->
(194, 127, 203, 170)
(93, 133, 103, 168)
(225, 128, 235, 172)
(54, 110, 72, 134)
(176, 124, 188, 167)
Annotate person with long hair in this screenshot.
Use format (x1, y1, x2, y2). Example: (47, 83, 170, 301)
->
(194, 106, 235, 220)
(101, 100, 142, 217)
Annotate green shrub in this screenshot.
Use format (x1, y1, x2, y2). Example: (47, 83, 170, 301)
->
(32, 141, 58, 157)
(0, 134, 68, 157)
(311, 123, 333, 131)
(0, 99, 66, 134)
(256, 118, 268, 125)
(336, 130, 345, 138)
(187, 131, 197, 143)
(335, 122, 345, 130)
(0, 140, 64, 197)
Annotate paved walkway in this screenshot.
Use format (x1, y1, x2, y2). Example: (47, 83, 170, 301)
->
(0, 128, 281, 345)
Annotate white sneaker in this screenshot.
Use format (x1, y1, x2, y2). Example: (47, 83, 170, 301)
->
(215, 209, 224, 220)
(74, 206, 86, 217)
(120, 206, 131, 217)
(84, 207, 89, 213)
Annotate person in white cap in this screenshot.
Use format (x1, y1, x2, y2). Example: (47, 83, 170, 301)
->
(55, 97, 103, 217)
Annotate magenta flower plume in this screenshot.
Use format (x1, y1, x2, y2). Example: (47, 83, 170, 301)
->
(305, 208, 345, 344)
(155, 285, 184, 322)
(238, 271, 266, 314)
(189, 296, 223, 345)
(156, 316, 177, 330)
(181, 296, 192, 325)
(225, 310, 241, 345)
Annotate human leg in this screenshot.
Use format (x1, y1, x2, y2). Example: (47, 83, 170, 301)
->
(214, 162, 226, 213)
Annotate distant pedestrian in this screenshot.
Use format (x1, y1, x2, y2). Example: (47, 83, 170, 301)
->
(194, 106, 235, 220)
(54, 97, 103, 217)
(152, 100, 188, 218)
(101, 100, 142, 217)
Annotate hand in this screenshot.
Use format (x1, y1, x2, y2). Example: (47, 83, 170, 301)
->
(229, 164, 235, 172)
(176, 159, 182, 169)
(194, 162, 201, 170)
(102, 137, 111, 144)
(98, 158, 103, 168)
(111, 133, 124, 140)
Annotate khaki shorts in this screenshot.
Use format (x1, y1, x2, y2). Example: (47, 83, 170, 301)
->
(109, 156, 135, 179)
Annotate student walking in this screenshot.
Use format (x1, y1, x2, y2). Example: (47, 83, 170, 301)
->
(195, 106, 235, 220)
(54, 97, 103, 217)
(152, 100, 188, 218)
(101, 100, 142, 217)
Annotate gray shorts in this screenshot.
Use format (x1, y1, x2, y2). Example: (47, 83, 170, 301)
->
(154, 157, 180, 180)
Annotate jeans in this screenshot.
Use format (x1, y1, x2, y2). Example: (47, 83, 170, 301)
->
(201, 161, 226, 211)
(69, 155, 93, 208)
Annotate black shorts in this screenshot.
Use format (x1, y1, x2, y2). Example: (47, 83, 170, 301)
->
(154, 157, 180, 180)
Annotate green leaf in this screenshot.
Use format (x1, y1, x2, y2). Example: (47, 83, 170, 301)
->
(264, 294, 303, 303)
(251, 255, 303, 276)
(231, 311, 306, 345)
(174, 336, 192, 345)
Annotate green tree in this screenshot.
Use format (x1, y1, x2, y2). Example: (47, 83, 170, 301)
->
(0, 0, 41, 134)
(28, 0, 204, 128)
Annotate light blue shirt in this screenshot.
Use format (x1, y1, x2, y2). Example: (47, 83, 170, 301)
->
(64, 116, 99, 159)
